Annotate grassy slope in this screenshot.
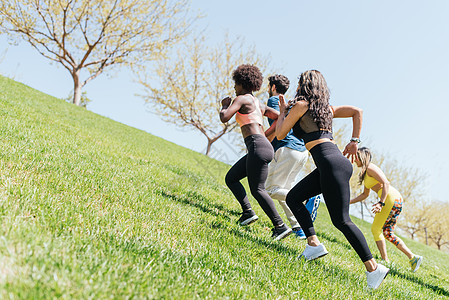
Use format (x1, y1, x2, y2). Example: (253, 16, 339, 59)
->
(0, 75, 448, 299)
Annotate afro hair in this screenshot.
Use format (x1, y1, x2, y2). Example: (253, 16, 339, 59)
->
(232, 64, 263, 92)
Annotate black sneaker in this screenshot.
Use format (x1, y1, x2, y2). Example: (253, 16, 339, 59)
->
(238, 210, 259, 226)
(271, 224, 293, 241)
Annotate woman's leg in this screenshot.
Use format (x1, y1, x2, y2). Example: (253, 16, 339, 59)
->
(371, 199, 394, 261)
(246, 143, 284, 227)
(383, 198, 414, 259)
(225, 155, 252, 212)
(286, 168, 322, 238)
(375, 240, 389, 262)
(318, 153, 373, 263)
(396, 242, 414, 260)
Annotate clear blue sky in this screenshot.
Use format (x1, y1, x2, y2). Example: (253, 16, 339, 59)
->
(1, 0, 448, 202)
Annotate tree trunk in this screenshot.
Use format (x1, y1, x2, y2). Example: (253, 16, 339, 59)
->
(72, 70, 82, 106)
(205, 140, 213, 156)
(360, 202, 364, 220)
(202, 128, 230, 157)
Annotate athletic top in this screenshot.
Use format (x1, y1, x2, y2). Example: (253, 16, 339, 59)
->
(235, 95, 264, 127)
(363, 174, 401, 198)
(267, 96, 306, 152)
(292, 109, 333, 143)
(363, 174, 379, 190)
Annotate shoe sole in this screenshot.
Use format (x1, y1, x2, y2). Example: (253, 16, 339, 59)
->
(240, 215, 259, 226)
(273, 228, 293, 241)
(299, 251, 329, 261)
(371, 269, 390, 290)
(412, 257, 423, 273)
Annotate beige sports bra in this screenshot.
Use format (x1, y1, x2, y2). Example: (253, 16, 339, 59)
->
(235, 95, 263, 127)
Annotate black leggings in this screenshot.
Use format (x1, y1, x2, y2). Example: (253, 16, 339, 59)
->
(225, 134, 283, 227)
(286, 142, 373, 262)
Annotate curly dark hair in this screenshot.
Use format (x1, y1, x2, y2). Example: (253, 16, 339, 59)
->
(294, 70, 332, 131)
(268, 74, 290, 94)
(232, 64, 263, 92)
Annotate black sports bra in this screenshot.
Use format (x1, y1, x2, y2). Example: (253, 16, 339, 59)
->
(292, 110, 333, 143)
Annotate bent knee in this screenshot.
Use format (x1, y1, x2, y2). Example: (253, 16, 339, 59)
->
(225, 173, 236, 187)
(249, 190, 263, 200)
(383, 230, 397, 242)
(286, 193, 297, 208)
(333, 220, 353, 231)
(371, 225, 383, 241)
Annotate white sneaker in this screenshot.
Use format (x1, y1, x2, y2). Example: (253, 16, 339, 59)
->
(366, 263, 389, 289)
(298, 244, 328, 261)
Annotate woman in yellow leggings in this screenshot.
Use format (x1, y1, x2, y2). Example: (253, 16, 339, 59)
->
(350, 147, 423, 272)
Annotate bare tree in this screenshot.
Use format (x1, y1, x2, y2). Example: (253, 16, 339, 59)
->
(313, 124, 429, 227)
(426, 201, 449, 250)
(138, 35, 273, 155)
(0, 0, 195, 105)
(372, 153, 426, 203)
(400, 200, 431, 240)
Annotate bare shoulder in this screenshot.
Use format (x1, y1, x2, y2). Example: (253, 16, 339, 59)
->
(290, 99, 308, 113)
(233, 94, 248, 104)
(369, 163, 381, 171)
(235, 94, 257, 113)
(367, 163, 385, 178)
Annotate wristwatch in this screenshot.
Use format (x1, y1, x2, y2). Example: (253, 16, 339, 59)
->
(350, 137, 361, 144)
(377, 201, 385, 207)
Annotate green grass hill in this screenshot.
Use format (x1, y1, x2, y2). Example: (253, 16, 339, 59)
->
(0, 75, 448, 299)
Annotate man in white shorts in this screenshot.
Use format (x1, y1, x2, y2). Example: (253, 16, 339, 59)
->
(265, 74, 321, 238)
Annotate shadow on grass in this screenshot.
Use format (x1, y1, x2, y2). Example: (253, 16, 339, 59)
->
(155, 187, 449, 296)
(185, 190, 241, 217)
(154, 188, 239, 221)
(316, 231, 352, 251)
(389, 268, 449, 296)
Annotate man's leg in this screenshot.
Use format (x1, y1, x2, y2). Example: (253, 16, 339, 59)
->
(266, 148, 308, 232)
(265, 147, 288, 195)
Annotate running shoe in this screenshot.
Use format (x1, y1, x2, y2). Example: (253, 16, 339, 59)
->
(298, 243, 328, 261)
(238, 210, 259, 226)
(409, 255, 423, 273)
(292, 227, 306, 239)
(271, 224, 292, 241)
(305, 195, 321, 222)
(366, 263, 389, 289)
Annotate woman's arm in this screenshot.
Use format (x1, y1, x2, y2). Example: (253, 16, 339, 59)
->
(219, 96, 243, 123)
(263, 105, 280, 120)
(350, 187, 370, 204)
(367, 164, 390, 214)
(260, 104, 279, 140)
(275, 95, 307, 140)
(332, 105, 363, 162)
(265, 120, 277, 141)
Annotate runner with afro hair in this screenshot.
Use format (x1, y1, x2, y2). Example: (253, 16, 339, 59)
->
(220, 64, 292, 241)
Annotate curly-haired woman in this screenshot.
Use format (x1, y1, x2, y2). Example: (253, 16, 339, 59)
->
(220, 64, 292, 240)
(275, 70, 389, 289)
(350, 147, 423, 272)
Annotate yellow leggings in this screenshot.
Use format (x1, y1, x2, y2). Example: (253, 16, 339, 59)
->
(371, 188, 403, 246)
